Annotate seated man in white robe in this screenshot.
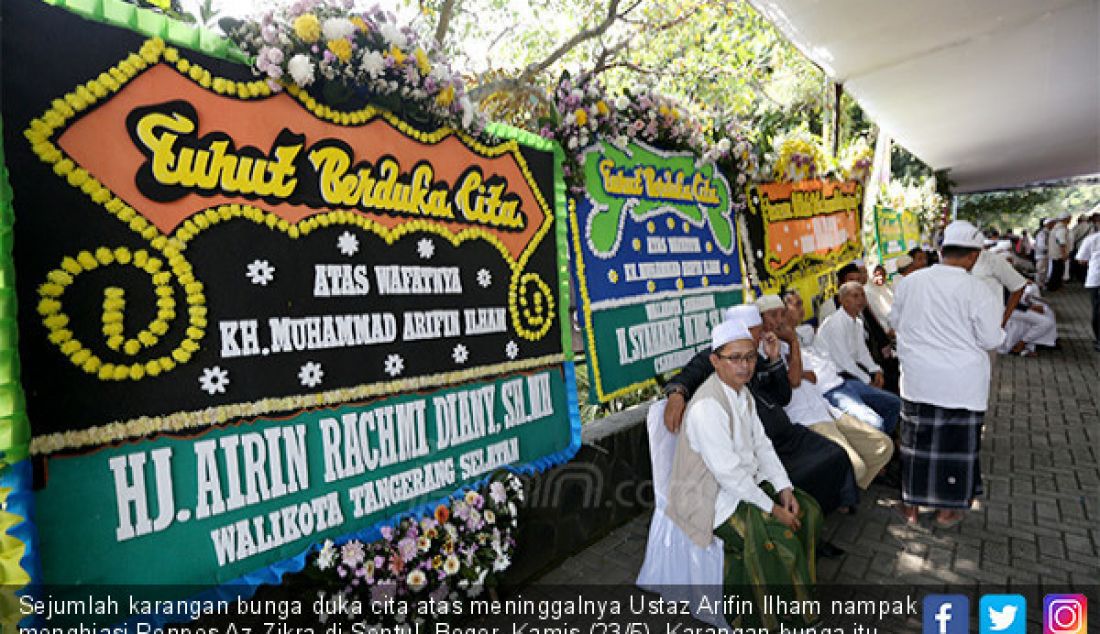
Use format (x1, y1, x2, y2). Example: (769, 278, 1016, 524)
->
(756, 294, 894, 494)
(667, 321, 821, 630)
(998, 280, 1057, 357)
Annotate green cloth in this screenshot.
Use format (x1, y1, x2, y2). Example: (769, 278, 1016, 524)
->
(713, 483, 821, 630)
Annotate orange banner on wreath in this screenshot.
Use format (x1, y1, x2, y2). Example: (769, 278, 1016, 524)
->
(55, 63, 548, 263)
(750, 180, 861, 273)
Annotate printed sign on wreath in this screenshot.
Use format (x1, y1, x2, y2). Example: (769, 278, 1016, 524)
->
(874, 206, 906, 260)
(740, 180, 864, 318)
(570, 140, 742, 403)
(0, 0, 579, 598)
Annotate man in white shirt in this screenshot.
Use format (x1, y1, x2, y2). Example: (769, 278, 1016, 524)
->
(1076, 229, 1100, 352)
(971, 247, 1026, 328)
(815, 281, 902, 434)
(1035, 218, 1053, 290)
(888, 220, 1005, 528)
(758, 295, 894, 492)
(999, 281, 1057, 357)
(666, 320, 820, 630)
(1070, 212, 1095, 282)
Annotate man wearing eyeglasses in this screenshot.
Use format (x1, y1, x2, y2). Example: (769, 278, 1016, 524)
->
(667, 320, 821, 630)
(662, 304, 854, 527)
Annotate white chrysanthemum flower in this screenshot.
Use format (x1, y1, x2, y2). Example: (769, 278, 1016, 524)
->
(322, 17, 356, 41)
(460, 96, 474, 129)
(380, 22, 407, 49)
(430, 65, 451, 82)
(615, 95, 630, 110)
(718, 138, 732, 153)
(287, 54, 316, 86)
(443, 555, 460, 575)
(360, 50, 385, 78)
(406, 570, 428, 592)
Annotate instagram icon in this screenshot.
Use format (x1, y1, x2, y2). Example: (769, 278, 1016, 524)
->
(1044, 595, 1087, 634)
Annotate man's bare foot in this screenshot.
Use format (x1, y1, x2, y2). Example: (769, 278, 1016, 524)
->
(934, 510, 965, 529)
(894, 504, 919, 525)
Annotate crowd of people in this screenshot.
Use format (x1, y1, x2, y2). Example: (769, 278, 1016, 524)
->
(637, 211, 1100, 628)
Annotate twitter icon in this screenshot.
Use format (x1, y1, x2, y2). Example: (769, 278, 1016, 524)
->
(980, 595, 1026, 634)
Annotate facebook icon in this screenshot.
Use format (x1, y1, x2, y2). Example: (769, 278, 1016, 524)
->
(924, 595, 970, 634)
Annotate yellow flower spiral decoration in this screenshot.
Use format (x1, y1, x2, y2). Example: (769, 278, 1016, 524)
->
(37, 246, 206, 382)
(510, 273, 555, 341)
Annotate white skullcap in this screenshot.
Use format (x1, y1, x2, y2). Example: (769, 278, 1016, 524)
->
(1058, 213, 1071, 220)
(711, 320, 753, 350)
(754, 294, 785, 313)
(723, 304, 762, 328)
(895, 254, 914, 269)
(942, 220, 984, 248)
(852, 258, 866, 268)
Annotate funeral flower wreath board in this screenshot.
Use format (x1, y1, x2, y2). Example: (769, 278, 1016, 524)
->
(0, 0, 579, 621)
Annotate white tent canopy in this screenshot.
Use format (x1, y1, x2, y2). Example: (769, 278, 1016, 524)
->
(749, 0, 1100, 193)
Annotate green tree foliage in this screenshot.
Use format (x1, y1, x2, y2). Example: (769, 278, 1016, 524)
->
(416, 0, 837, 139)
(957, 184, 1100, 233)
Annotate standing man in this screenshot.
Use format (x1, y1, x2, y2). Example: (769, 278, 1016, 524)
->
(888, 221, 1004, 527)
(1049, 214, 1071, 290)
(1071, 212, 1097, 282)
(971, 244, 1027, 384)
(972, 246, 1026, 328)
(815, 281, 902, 434)
(1076, 228, 1100, 352)
(1035, 218, 1053, 290)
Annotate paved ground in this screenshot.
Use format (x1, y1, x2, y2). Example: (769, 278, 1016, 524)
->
(529, 282, 1099, 628)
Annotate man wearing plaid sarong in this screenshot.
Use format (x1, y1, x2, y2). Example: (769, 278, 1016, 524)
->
(889, 221, 1005, 528)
